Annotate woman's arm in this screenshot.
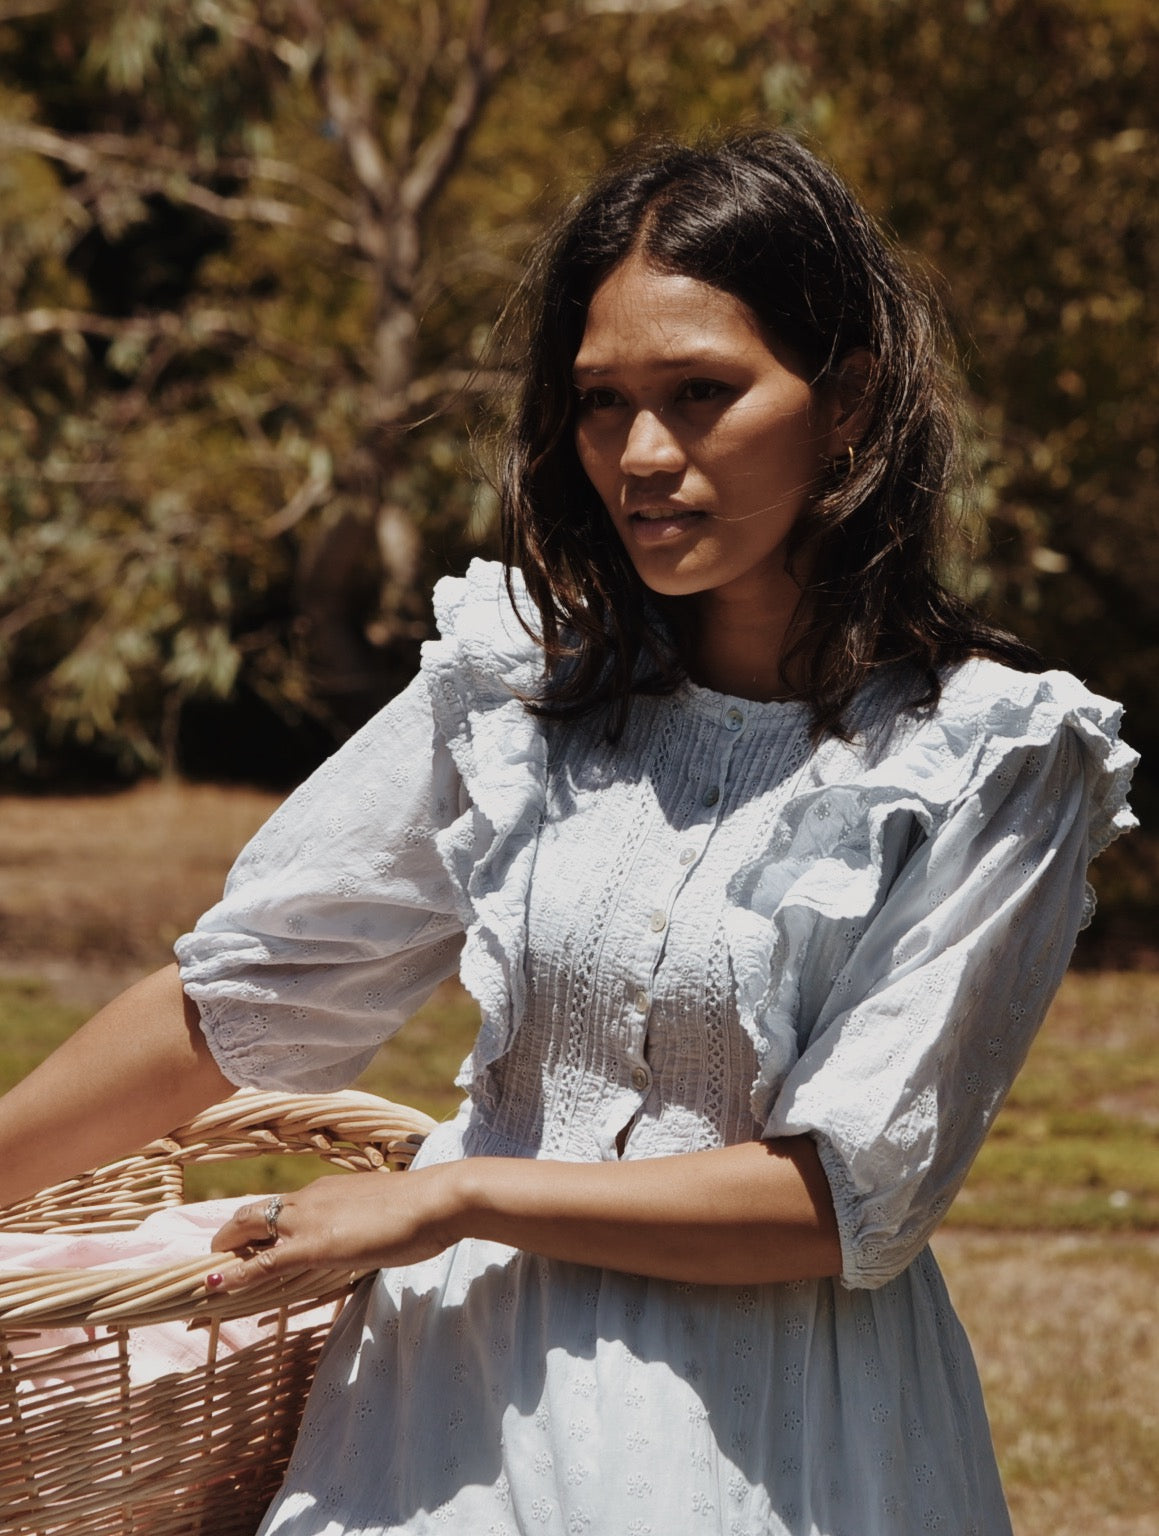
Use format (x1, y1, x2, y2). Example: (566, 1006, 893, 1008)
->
(0, 963, 233, 1209)
(210, 1135, 842, 1289)
(455, 1138, 841, 1283)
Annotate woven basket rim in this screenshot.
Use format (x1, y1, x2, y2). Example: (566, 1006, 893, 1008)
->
(0, 1086, 436, 1328)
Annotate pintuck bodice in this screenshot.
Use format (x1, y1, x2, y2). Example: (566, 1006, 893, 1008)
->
(472, 687, 812, 1164)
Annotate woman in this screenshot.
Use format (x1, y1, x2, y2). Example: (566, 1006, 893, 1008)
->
(0, 132, 1136, 1535)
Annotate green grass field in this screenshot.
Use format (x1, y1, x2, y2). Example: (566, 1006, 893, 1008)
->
(2, 968, 1155, 1225)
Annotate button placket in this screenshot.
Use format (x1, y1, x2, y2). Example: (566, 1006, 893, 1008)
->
(623, 869, 681, 1098)
(696, 700, 744, 821)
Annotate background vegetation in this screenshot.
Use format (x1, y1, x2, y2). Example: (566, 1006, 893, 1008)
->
(1, 6, 1155, 854)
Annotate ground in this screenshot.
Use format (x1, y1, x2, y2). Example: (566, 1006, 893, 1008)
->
(0, 781, 1155, 1535)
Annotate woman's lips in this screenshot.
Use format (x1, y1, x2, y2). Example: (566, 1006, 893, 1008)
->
(625, 507, 706, 544)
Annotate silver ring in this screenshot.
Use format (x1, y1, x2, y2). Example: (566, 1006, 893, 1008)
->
(263, 1195, 284, 1240)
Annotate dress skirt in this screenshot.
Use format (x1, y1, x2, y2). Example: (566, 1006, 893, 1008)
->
(257, 1144, 1009, 1536)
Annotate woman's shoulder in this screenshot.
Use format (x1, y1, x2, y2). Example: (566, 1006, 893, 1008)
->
(843, 656, 1138, 856)
(425, 559, 542, 687)
(419, 561, 550, 830)
(937, 655, 1120, 724)
(934, 658, 1133, 792)
(855, 655, 1130, 757)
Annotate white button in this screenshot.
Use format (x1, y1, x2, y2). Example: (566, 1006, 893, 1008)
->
(702, 786, 720, 807)
(633, 987, 650, 1013)
(630, 1066, 650, 1091)
(725, 706, 745, 731)
(678, 846, 697, 866)
(648, 909, 667, 933)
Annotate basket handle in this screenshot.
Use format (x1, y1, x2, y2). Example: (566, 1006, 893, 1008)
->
(0, 1088, 438, 1236)
(145, 1086, 437, 1170)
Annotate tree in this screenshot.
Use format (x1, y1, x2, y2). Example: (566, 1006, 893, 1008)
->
(1, 0, 1155, 841)
(0, 0, 807, 777)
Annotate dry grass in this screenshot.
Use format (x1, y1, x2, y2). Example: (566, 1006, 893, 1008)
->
(935, 1231, 1159, 1536)
(1, 781, 1156, 1535)
(0, 782, 280, 998)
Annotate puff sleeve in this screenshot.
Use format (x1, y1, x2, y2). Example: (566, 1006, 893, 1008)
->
(763, 672, 1137, 1290)
(174, 671, 466, 1092)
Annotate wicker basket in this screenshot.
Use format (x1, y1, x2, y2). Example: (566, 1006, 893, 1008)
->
(0, 1088, 436, 1536)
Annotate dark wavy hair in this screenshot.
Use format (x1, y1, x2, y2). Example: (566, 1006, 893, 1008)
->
(498, 129, 1038, 739)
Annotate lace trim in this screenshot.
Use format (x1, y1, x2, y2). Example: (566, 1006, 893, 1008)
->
(540, 781, 657, 1156)
(698, 923, 731, 1148)
(422, 561, 547, 1094)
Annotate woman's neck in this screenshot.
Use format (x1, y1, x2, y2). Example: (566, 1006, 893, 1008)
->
(674, 587, 807, 703)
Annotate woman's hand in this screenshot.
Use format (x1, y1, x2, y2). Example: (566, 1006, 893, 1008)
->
(207, 1166, 463, 1293)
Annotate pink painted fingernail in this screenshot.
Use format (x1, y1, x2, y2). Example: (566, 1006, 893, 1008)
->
(206, 1271, 225, 1290)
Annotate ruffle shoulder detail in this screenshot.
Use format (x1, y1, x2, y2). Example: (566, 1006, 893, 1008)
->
(725, 660, 1138, 1126)
(938, 661, 1138, 864)
(420, 559, 548, 1096)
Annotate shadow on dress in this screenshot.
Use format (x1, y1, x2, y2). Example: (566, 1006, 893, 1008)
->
(260, 1241, 987, 1536)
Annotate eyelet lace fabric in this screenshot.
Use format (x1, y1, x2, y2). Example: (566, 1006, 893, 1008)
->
(177, 561, 1138, 1536)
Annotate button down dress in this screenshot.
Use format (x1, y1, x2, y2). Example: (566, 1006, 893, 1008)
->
(176, 561, 1137, 1536)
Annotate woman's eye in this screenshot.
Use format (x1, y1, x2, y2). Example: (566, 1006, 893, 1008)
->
(679, 378, 731, 403)
(575, 387, 621, 412)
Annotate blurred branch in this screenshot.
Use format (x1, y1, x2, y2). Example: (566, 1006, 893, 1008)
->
(7, 463, 122, 484)
(0, 307, 238, 349)
(192, 0, 317, 76)
(0, 0, 60, 18)
(389, 0, 443, 164)
(0, 307, 339, 375)
(2, 120, 356, 219)
(0, 593, 72, 644)
(263, 470, 332, 537)
(0, 123, 357, 245)
(577, 0, 715, 12)
(108, 336, 181, 430)
(401, 0, 506, 220)
(398, 366, 511, 410)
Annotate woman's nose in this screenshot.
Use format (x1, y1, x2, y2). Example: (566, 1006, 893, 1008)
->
(619, 409, 685, 477)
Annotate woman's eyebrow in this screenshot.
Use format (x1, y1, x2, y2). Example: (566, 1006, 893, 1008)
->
(573, 353, 731, 380)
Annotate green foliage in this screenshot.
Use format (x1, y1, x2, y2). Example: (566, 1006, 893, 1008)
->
(812, 0, 1159, 768)
(0, 0, 1156, 816)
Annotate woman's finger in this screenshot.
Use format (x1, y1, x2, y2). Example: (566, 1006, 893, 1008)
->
(206, 1236, 288, 1294)
(210, 1193, 292, 1252)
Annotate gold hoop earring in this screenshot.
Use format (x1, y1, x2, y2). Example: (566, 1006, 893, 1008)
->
(846, 444, 856, 474)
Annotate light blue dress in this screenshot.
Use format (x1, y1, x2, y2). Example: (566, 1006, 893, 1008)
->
(176, 561, 1137, 1536)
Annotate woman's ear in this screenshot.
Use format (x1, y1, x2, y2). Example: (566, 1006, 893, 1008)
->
(820, 348, 875, 457)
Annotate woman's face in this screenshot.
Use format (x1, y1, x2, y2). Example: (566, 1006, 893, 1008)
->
(573, 255, 843, 613)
